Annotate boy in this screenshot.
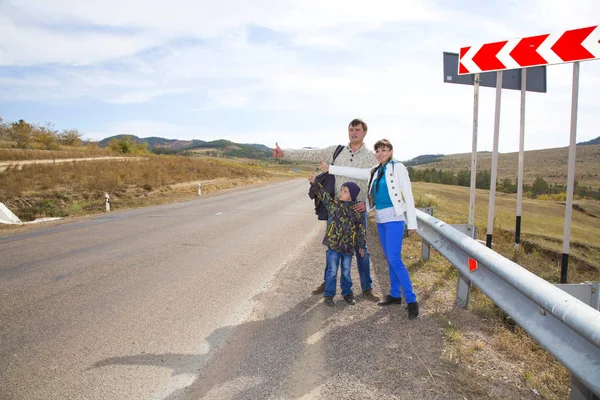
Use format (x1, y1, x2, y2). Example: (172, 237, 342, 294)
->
(308, 176, 366, 306)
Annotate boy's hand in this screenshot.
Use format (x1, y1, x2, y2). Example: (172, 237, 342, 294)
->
(358, 248, 365, 257)
(319, 160, 329, 173)
(308, 174, 316, 183)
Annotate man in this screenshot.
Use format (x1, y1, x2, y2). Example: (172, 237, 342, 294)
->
(272, 118, 379, 300)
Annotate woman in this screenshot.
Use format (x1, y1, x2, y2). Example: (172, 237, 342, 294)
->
(322, 139, 419, 319)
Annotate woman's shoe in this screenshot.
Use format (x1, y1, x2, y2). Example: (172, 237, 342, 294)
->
(377, 295, 402, 306)
(407, 302, 419, 319)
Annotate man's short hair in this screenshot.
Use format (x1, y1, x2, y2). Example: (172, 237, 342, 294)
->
(349, 118, 367, 132)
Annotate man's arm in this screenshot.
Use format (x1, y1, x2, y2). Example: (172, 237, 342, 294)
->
(273, 143, 342, 164)
(320, 162, 373, 213)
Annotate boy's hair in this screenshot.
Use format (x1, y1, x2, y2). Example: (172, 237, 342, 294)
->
(349, 118, 368, 132)
(374, 139, 393, 151)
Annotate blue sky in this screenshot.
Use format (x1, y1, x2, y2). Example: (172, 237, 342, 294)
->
(1, 0, 599, 161)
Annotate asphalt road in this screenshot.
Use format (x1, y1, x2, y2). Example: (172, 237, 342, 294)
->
(0, 179, 322, 399)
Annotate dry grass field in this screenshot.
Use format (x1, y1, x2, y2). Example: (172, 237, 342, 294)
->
(411, 182, 599, 283)
(404, 182, 599, 399)
(0, 146, 113, 161)
(413, 144, 600, 187)
(0, 154, 310, 222)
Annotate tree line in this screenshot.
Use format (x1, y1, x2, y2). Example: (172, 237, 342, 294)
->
(0, 117, 84, 149)
(407, 166, 600, 200)
(0, 117, 150, 155)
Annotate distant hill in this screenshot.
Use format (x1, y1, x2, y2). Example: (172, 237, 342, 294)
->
(407, 144, 600, 187)
(577, 136, 600, 146)
(98, 135, 272, 159)
(403, 154, 444, 166)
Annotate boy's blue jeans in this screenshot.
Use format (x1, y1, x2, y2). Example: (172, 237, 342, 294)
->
(322, 212, 372, 291)
(324, 248, 353, 297)
(377, 220, 417, 303)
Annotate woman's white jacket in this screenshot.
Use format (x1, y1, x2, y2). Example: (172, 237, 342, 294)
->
(329, 159, 417, 230)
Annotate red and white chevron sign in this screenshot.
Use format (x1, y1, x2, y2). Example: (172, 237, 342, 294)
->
(459, 25, 600, 75)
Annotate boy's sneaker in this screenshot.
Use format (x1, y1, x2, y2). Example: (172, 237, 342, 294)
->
(407, 302, 419, 319)
(377, 295, 403, 306)
(343, 294, 356, 305)
(324, 296, 335, 306)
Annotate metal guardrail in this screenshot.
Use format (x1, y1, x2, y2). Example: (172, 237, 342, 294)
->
(415, 208, 600, 399)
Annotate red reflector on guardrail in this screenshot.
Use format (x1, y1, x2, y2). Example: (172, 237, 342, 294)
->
(469, 258, 478, 272)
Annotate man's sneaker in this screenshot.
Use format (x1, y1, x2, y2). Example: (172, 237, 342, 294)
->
(407, 302, 419, 319)
(343, 294, 356, 305)
(362, 289, 381, 301)
(324, 296, 335, 306)
(377, 295, 403, 306)
(312, 283, 325, 295)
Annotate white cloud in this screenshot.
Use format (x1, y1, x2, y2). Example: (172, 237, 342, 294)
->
(1, 0, 599, 160)
(0, 15, 164, 66)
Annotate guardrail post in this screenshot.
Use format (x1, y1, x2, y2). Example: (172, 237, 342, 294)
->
(105, 193, 110, 212)
(198, 183, 202, 196)
(417, 207, 434, 261)
(450, 224, 478, 309)
(555, 282, 600, 400)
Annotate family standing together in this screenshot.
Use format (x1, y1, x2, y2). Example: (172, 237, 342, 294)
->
(272, 119, 419, 320)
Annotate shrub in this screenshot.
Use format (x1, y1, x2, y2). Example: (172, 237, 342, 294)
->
(415, 193, 439, 208)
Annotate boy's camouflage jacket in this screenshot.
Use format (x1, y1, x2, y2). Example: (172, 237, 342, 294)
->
(310, 181, 366, 254)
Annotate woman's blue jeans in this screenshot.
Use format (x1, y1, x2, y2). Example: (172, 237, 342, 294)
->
(324, 248, 353, 297)
(377, 220, 417, 303)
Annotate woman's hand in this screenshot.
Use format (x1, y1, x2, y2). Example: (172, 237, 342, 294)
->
(359, 248, 365, 257)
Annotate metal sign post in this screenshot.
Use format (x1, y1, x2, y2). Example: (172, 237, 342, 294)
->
(515, 69, 526, 248)
(562, 61, 581, 284)
(469, 73, 480, 226)
(486, 70, 503, 248)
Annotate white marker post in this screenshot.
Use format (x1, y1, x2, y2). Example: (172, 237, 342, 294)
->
(561, 61, 580, 284)
(486, 70, 502, 248)
(469, 73, 480, 227)
(105, 193, 110, 212)
(515, 68, 526, 248)
(198, 183, 202, 196)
